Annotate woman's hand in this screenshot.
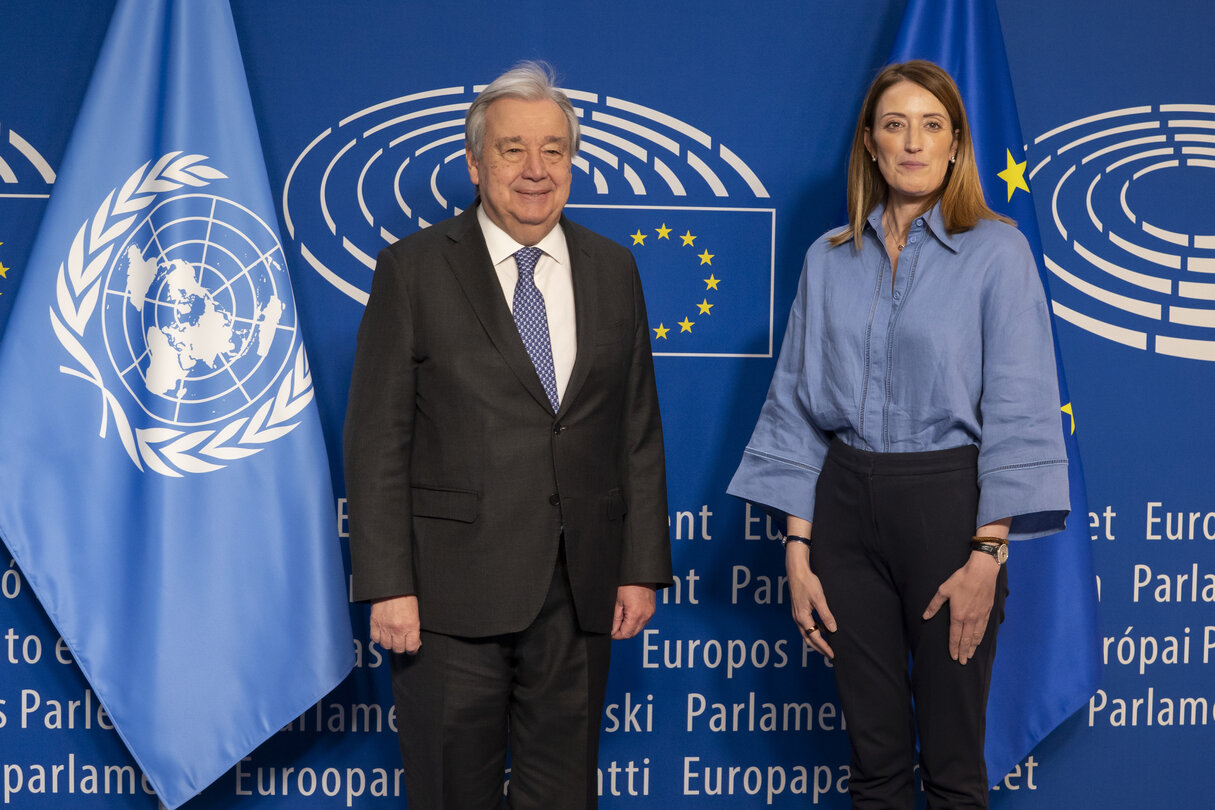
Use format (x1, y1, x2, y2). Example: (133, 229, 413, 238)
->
(922, 551, 1000, 665)
(786, 539, 837, 659)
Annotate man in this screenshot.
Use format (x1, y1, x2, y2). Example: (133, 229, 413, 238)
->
(343, 61, 672, 809)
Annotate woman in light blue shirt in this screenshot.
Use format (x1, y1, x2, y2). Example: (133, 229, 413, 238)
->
(728, 61, 1068, 809)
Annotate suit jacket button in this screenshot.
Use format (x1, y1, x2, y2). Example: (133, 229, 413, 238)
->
(552, 425, 562, 435)
(549, 493, 560, 506)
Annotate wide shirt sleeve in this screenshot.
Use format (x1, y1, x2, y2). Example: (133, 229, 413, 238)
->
(728, 205, 1070, 540)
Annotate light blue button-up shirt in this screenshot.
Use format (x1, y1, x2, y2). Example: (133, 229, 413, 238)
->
(728, 203, 1069, 541)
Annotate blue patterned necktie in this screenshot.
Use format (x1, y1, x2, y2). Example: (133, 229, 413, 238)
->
(512, 247, 560, 412)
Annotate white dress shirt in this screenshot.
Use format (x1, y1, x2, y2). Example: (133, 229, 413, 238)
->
(476, 205, 577, 404)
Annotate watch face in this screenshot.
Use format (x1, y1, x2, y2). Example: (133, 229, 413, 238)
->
(997, 544, 1009, 564)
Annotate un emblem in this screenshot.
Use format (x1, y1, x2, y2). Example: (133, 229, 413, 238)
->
(50, 153, 314, 476)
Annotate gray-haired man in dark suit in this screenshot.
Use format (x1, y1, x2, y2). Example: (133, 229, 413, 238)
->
(344, 61, 672, 809)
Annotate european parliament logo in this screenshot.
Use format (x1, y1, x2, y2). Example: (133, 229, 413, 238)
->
(1029, 104, 1215, 362)
(283, 85, 775, 357)
(50, 153, 314, 477)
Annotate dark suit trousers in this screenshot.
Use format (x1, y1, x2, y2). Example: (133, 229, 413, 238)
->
(390, 551, 611, 809)
(811, 439, 1008, 810)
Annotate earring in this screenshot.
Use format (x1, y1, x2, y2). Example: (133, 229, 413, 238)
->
(950, 155, 956, 163)
(870, 154, 876, 162)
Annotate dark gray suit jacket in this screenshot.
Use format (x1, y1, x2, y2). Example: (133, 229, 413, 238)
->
(344, 205, 672, 636)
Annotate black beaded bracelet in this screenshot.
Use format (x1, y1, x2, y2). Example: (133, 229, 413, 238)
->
(782, 534, 812, 551)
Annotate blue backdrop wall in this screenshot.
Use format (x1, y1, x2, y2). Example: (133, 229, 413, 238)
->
(1, 1, 1212, 806)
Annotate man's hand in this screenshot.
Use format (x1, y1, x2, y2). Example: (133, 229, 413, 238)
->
(612, 584, 657, 640)
(922, 551, 1000, 665)
(370, 594, 422, 654)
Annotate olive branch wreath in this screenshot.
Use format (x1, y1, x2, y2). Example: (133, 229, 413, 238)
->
(49, 152, 314, 477)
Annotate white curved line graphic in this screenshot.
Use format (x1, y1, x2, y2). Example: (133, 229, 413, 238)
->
(581, 126, 647, 162)
(1057, 122, 1159, 155)
(686, 150, 727, 197)
(1081, 136, 1166, 165)
(1052, 301, 1147, 349)
(652, 156, 686, 196)
(622, 163, 646, 195)
(339, 87, 464, 127)
(1074, 240, 1171, 293)
(605, 96, 712, 148)
(393, 157, 412, 218)
(1052, 164, 1075, 241)
(364, 102, 470, 139)
(1033, 106, 1151, 144)
(1046, 255, 1160, 318)
(283, 126, 332, 238)
(1108, 230, 1180, 269)
(301, 243, 368, 305)
(321, 138, 357, 235)
(720, 144, 769, 198)
(357, 148, 383, 227)
(592, 111, 680, 155)
(388, 119, 463, 150)
(1085, 174, 1103, 233)
(9, 129, 56, 182)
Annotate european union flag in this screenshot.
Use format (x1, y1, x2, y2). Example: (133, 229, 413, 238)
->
(568, 203, 775, 357)
(890, 0, 1102, 785)
(0, 2, 353, 807)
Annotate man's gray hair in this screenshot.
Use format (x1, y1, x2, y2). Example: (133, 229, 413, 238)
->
(465, 61, 581, 158)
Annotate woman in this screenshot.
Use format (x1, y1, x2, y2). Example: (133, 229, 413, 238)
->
(727, 61, 1069, 809)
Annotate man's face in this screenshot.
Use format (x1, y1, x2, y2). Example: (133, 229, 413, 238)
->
(466, 97, 573, 245)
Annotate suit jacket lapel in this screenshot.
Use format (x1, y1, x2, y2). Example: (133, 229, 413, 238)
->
(443, 207, 556, 413)
(559, 218, 595, 417)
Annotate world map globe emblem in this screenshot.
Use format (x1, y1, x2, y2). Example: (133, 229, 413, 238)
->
(101, 193, 298, 427)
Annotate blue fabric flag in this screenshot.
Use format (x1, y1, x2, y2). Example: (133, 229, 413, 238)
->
(888, 0, 1102, 784)
(0, 2, 354, 807)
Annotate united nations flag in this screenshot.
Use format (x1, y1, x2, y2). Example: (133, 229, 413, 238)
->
(891, 0, 1101, 784)
(0, 2, 353, 807)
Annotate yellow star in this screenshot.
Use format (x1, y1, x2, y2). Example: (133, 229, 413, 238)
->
(698, 249, 714, 265)
(997, 148, 1029, 202)
(704, 274, 720, 290)
(0, 262, 9, 279)
(680, 230, 696, 246)
(653, 323, 669, 339)
(697, 299, 713, 315)
(655, 223, 672, 239)
(631, 230, 647, 246)
(678, 317, 694, 333)
(1061, 402, 1075, 435)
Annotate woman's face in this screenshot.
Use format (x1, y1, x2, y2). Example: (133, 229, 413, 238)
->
(864, 81, 959, 209)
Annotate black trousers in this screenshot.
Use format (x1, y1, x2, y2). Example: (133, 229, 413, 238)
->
(390, 552, 611, 809)
(812, 439, 1007, 809)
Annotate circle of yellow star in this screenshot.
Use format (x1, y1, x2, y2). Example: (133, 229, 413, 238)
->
(697, 249, 714, 265)
(680, 230, 696, 246)
(697, 299, 713, 315)
(997, 148, 1029, 202)
(704, 274, 720, 290)
(678, 317, 695, 333)
(653, 323, 670, 339)
(631, 230, 647, 246)
(655, 224, 672, 239)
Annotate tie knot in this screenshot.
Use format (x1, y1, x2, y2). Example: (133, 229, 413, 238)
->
(515, 247, 542, 280)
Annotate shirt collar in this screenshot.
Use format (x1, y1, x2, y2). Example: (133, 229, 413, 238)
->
(476, 204, 570, 268)
(866, 200, 961, 255)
